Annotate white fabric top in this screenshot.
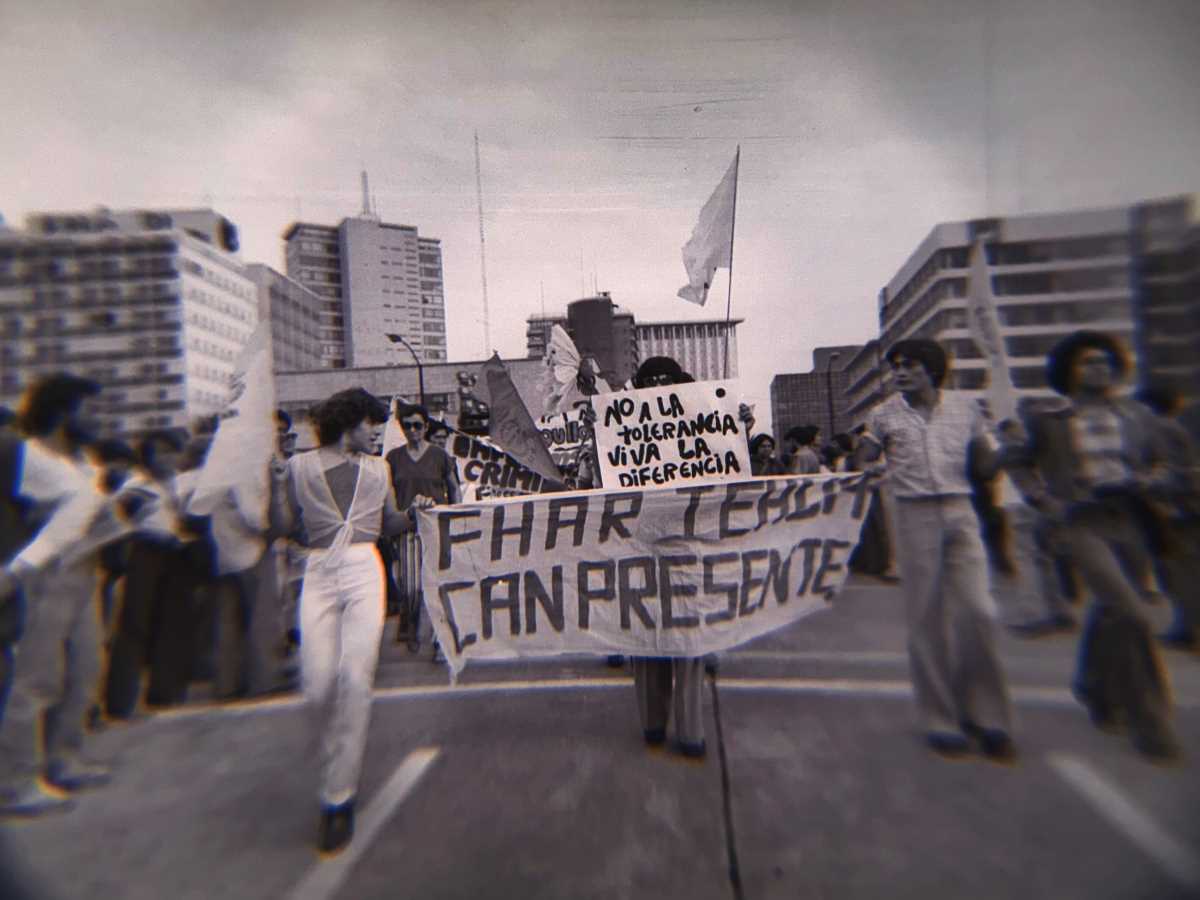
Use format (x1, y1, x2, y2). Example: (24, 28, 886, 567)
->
(194, 485, 268, 575)
(11, 441, 105, 570)
(289, 450, 390, 569)
(865, 391, 987, 498)
(122, 471, 181, 540)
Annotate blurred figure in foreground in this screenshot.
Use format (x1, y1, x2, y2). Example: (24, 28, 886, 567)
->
(1001, 331, 1182, 761)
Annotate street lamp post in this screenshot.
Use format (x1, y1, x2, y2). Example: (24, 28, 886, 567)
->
(825, 351, 841, 442)
(385, 333, 425, 406)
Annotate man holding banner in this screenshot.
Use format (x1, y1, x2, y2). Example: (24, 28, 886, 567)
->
(856, 339, 1016, 761)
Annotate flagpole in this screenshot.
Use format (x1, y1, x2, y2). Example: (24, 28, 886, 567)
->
(722, 146, 740, 380)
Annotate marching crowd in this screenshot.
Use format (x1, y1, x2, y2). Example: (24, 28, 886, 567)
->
(1, 331, 1198, 858)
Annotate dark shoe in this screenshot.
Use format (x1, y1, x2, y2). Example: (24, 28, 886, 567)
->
(1158, 631, 1197, 650)
(978, 730, 1018, 762)
(926, 731, 971, 758)
(0, 782, 76, 818)
(606, 655, 625, 668)
(674, 739, 707, 759)
(317, 800, 355, 854)
(1132, 731, 1182, 762)
(643, 728, 666, 747)
(45, 759, 112, 792)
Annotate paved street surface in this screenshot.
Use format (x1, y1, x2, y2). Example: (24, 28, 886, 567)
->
(4, 576, 1200, 900)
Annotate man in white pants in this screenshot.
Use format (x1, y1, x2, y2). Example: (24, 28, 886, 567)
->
(856, 339, 1016, 761)
(270, 388, 432, 855)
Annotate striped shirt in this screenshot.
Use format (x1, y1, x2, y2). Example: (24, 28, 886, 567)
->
(1071, 405, 1130, 489)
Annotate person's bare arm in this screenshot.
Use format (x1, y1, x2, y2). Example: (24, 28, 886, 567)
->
(382, 492, 435, 537)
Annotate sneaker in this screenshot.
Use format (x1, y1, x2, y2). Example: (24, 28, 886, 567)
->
(317, 800, 355, 855)
(0, 782, 76, 818)
(45, 759, 112, 792)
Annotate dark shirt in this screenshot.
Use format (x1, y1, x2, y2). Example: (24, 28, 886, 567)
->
(386, 445, 457, 508)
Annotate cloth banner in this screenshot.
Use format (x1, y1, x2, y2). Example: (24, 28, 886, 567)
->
(189, 323, 275, 519)
(538, 408, 587, 467)
(966, 240, 1019, 424)
(446, 429, 559, 502)
(590, 380, 751, 489)
(418, 472, 873, 679)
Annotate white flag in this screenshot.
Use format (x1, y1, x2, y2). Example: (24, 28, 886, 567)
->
(677, 151, 738, 305)
(966, 241, 1019, 424)
(188, 323, 276, 519)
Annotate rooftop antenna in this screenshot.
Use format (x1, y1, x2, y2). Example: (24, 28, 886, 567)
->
(474, 132, 491, 357)
(360, 170, 378, 220)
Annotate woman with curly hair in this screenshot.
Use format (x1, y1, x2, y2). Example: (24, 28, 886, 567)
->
(270, 388, 433, 854)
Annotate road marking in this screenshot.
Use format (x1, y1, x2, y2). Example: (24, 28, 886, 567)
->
(142, 675, 1200, 724)
(285, 747, 441, 900)
(1048, 753, 1200, 892)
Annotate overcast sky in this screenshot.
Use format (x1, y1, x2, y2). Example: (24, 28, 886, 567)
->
(2, 0, 1198, 424)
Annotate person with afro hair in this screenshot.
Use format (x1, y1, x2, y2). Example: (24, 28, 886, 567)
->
(1000, 331, 1183, 760)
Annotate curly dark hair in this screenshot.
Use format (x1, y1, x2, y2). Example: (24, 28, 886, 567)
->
(749, 433, 776, 456)
(885, 339, 948, 388)
(18, 372, 102, 437)
(1045, 330, 1128, 396)
(311, 388, 389, 446)
(784, 424, 820, 447)
(633, 356, 684, 388)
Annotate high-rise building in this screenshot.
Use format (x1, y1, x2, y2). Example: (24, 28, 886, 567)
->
(770, 345, 862, 443)
(0, 208, 257, 437)
(842, 195, 1200, 425)
(245, 264, 324, 372)
(525, 293, 742, 384)
(282, 213, 446, 369)
(635, 318, 741, 382)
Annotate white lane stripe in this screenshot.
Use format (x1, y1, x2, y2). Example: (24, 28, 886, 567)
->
(1048, 753, 1200, 891)
(285, 747, 441, 900)
(143, 676, 1200, 723)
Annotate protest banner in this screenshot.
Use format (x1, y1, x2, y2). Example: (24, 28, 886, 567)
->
(590, 380, 751, 489)
(446, 429, 559, 501)
(417, 472, 872, 678)
(538, 407, 587, 467)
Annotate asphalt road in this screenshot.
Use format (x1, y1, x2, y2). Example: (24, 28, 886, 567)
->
(3, 577, 1199, 900)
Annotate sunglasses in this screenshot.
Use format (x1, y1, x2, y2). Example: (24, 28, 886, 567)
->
(401, 420, 426, 431)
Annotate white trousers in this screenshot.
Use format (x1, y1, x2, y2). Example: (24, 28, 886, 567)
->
(299, 542, 385, 807)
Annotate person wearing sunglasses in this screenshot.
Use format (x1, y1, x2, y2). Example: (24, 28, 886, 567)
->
(385, 403, 460, 654)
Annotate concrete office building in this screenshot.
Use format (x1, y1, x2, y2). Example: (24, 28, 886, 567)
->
(526, 293, 742, 384)
(770, 344, 862, 443)
(842, 195, 1200, 425)
(1, 207, 257, 437)
(283, 204, 447, 370)
(245, 264, 324, 373)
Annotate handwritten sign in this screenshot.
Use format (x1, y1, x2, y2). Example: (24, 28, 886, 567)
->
(537, 408, 587, 467)
(418, 473, 873, 678)
(590, 380, 750, 489)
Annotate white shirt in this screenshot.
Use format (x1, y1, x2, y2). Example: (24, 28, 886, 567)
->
(865, 391, 987, 498)
(190, 485, 267, 575)
(10, 441, 105, 570)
